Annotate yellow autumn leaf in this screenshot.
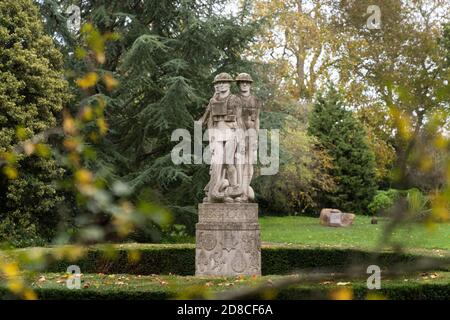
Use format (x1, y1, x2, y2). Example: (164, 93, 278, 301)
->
(63, 111, 77, 135)
(2, 262, 19, 277)
(63, 138, 79, 151)
(76, 72, 98, 89)
(104, 32, 121, 41)
(81, 106, 94, 121)
(75, 169, 93, 185)
(68, 152, 81, 166)
(330, 288, 353, 300)
(96, 52, 106, 64)
(74, 47, 87, 59)
(81, 23, 94, 34)
(23, 289, 38, 300)
(97, 118, 108, 135)
(434, 135, 448, 150)
(128, 250, 141, 264)
(103, 73, 119, 91)
(7, 280, 24, 294)
(0, 151, 17, 163)
(23, 141, 35, 155)
(3, 166, 18, 179)
(366, 292, 386, 300)
(65, 245, 86, 261)
(35, 144, 51, 158)
(89, 132, 99, 142)
(16, 126, 28, 140)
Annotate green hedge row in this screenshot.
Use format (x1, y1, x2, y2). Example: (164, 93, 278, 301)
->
(1, 282, 448, 300)
(277, 283, 450, 300)
(19, 245, 449, 276)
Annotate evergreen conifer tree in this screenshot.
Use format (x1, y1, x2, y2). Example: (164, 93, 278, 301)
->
(40, 0, 259, 235)
(308, 88, 377, 214)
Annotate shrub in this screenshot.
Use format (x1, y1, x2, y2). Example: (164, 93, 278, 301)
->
(18, 244, 447, 276)
(368, 189, 400, 216)
(406, 188, 431, 221)
(368, 188, 431, 220)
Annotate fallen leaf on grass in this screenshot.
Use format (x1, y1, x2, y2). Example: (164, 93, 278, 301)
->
(337, 282, 351, 286)
(330, 288, 353, 300)
(218, 282, 234, 287)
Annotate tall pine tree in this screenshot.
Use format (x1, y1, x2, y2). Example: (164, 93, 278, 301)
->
(308, 88, 377, 214)
(40, 0, 259, 235)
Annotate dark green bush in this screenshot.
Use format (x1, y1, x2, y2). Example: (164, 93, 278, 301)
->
(1, 279, 448, 300)
(275, 283, 450, 300)
(368, 188, 431, 220)
(368, 189, 400, 216)
(20, 245, 447, 276)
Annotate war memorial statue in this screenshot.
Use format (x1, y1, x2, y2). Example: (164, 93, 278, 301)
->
(196, 72, 261, 276)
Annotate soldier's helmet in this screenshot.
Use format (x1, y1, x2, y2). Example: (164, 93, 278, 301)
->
(235, 73, 253, 83)
(213, 72, 234, 84)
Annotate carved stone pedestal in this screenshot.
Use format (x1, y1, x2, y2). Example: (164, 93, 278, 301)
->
(195, 203, 261, 277)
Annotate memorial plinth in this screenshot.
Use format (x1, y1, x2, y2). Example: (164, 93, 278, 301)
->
(195, 203, 261, 277)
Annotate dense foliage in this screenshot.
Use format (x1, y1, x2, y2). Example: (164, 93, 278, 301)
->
(308, 88, 377, 214)
(29, 244, 438, 276)
(38, 0, 260, 239)
(0, 1, 448, 246)
(0, 0, 71, 246)
(255, 119, 336, 215)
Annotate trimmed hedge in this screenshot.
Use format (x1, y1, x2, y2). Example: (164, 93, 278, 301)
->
(276, 283, 450, 300)
(1, 278, 448, 300)
(0, 287, 170, 300)
(15, 244, 449, 276)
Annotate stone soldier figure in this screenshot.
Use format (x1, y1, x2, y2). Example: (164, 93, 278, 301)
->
(236, 73, 261, 202)
(199, 73, 245, 203)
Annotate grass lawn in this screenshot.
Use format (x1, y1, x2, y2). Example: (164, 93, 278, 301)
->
(2, 271, 449, 300)
(259, 216, 450, 250)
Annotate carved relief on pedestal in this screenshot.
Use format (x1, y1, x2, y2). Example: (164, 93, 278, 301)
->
(241, 232, 258, 253)
(231, 249, 247, 273)
(226, 207, 239, 219)
(198, 232, 217, 251)
(241, 232, 260, 273)
(212, 249, 225, 272)
(197, 249, 209, 273)
(221, 231, 239, 252)
(248, 250, 259, 272)
(199, 204, 259, 223)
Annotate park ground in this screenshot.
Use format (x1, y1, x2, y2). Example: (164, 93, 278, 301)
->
(1, 216, 449, 300)
(175, 216, 449, 251)
(259, 216, 449, 250)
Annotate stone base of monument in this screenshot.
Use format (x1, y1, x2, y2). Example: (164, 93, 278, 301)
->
(195, 203, 261, 277)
